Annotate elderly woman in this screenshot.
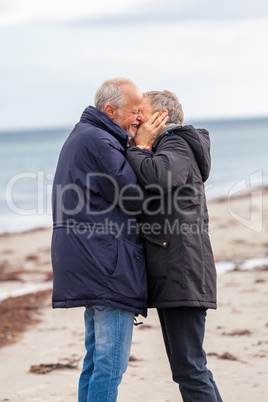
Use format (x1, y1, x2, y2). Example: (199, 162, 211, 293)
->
(126, 90, 222, 402)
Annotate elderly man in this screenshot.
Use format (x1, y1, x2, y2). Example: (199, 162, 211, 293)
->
(51, 78, 167, 402)
(126, 90, 222, 402)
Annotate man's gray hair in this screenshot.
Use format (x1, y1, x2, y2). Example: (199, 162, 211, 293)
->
(144, 90, 184, 125)
(95, 78, 135, 112)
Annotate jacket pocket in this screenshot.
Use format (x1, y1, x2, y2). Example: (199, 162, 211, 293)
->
(143, 234, 170, 279)
(108, 238, 147, 302)
(102, 234, 119, 276)
(72, 231, 118, 277)
(143, 233, 187, 303)
(181, 221, 206, 295)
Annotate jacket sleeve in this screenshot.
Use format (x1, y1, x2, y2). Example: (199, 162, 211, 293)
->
(126, 135, 190, 193)
(94, 141, 145, 212)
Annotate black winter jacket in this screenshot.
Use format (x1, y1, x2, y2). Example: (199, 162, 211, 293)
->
(126, 124, 217, 309)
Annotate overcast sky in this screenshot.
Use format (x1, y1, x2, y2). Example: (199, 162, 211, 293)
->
(1, 0, 268, 130)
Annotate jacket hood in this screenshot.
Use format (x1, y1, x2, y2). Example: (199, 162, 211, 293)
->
(154, 124, 211, 182)
(80, 106, 129, 148)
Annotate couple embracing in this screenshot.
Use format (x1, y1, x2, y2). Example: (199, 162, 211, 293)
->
(51, 78, 222, 402)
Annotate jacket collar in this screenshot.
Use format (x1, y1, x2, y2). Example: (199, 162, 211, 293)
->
(152, 123, 211, 182)
(152, 124, 182, 151)
(80, 106, 129, 149)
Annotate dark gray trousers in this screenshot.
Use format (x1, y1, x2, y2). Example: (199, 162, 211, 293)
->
(157, 307, 223, 402)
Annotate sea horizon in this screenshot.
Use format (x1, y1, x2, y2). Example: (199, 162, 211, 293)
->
(1, 114, 268, 135)
(1, 115, 268, 234)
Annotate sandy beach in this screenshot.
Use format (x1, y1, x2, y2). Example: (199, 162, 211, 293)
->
(0, 188, 268, 401)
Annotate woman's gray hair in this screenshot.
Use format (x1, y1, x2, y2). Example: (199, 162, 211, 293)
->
(94, 78, 135, 112)
(144, 90, 184, 125)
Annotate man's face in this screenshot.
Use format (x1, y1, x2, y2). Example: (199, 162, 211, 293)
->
(113, 85, 145, 139)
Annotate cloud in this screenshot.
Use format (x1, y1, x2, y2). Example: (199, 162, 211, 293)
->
(0, 0, 17, 12)
(0, 0, 267, 129)
(68, 0, 268, 27)
(0, 0, 144, 28)
(150, 0, 268, 20)
(1, 0, 268, 28)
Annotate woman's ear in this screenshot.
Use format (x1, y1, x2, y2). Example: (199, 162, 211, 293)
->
(104, 104, 115, 120)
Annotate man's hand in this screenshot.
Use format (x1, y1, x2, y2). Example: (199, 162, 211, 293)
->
(134, 111, 169, 150)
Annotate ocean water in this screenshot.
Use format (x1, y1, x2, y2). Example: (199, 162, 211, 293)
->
(0, 128, 69, 233)
(0, 117, 268, 234)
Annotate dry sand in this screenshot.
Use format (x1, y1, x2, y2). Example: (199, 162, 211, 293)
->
(0, 188, 268, 401)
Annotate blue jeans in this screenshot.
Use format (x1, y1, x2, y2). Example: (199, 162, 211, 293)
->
(78, 306, 134, 402)
(157, 307, 222, 402)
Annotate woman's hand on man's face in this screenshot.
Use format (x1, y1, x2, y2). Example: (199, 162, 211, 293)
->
(134, 111, 168, 150)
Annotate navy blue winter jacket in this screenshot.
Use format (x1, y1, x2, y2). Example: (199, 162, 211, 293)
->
(51, 106, 147, 316)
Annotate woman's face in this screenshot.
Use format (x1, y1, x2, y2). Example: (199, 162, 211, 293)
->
(142, 97, 155, 122)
